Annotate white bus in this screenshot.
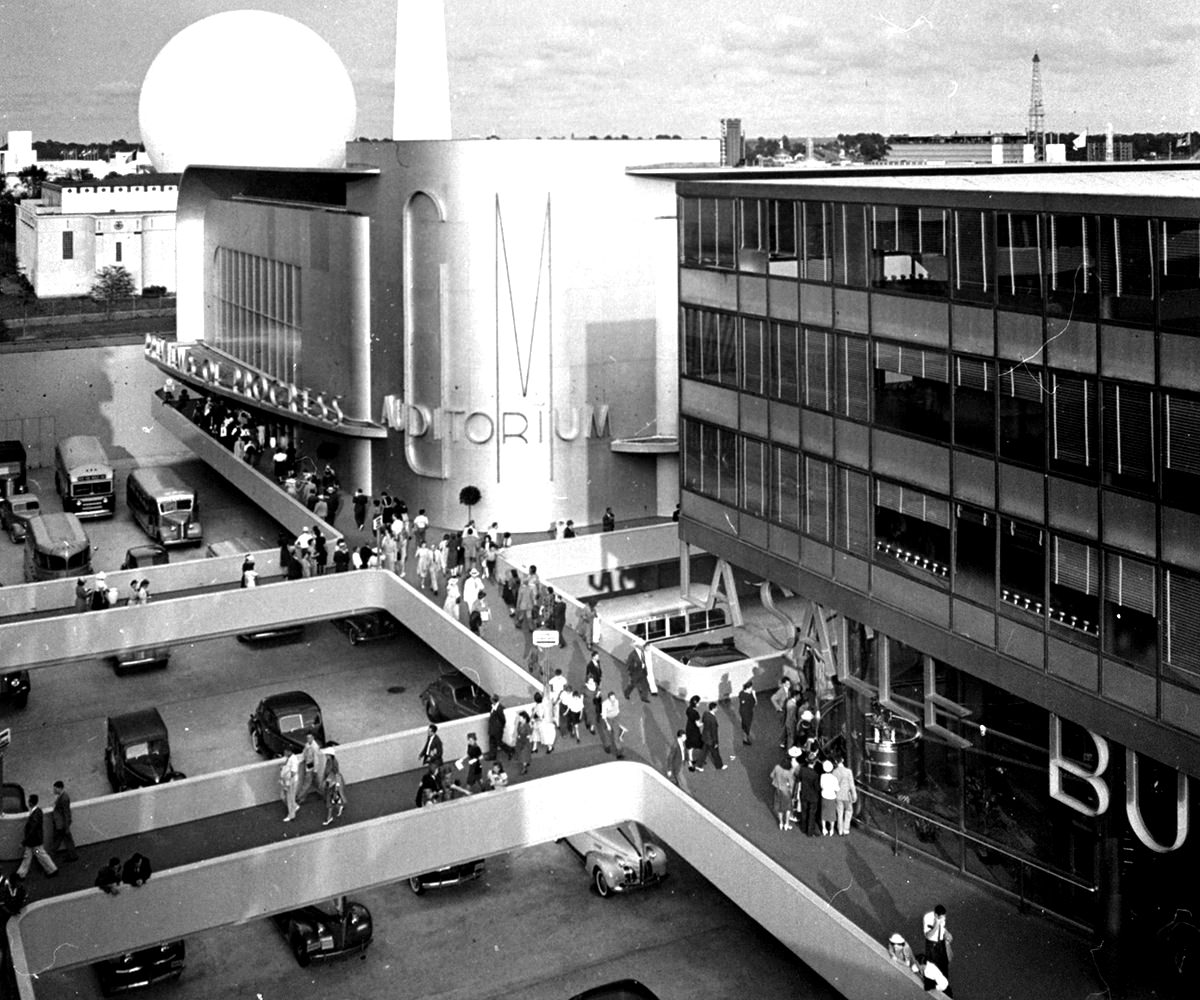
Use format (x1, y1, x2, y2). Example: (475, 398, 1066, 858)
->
(54, 435, 115, 518)
(127, 466, 203, 546)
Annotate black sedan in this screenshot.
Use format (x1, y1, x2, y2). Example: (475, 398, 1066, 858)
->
(408, 858, 486, 895)
(93, 941, 185, 997)
(105, 708, 186, 793)
(330, 610, 402, 645)
(272, 897, 371, 967)
(0, 670, 29, 709)
(249, 690, 326, 758)
(419, 671, 491, 722)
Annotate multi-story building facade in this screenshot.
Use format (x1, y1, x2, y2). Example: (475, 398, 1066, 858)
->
(674, 164, 1200, 938)
(16, 174, 178, 297)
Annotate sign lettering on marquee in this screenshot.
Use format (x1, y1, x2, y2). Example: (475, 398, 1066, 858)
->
(380, 395, 611, 446)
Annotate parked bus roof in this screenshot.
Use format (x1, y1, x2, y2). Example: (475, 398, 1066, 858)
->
(129, 466, 195, 497)
(56, 435, 111, 470)
(26, 512, 90, 548)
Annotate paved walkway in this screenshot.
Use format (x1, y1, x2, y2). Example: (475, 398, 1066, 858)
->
(24, 529, 1132, 1000)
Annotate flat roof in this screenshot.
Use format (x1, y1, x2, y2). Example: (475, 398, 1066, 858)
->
(48, 173, 181, 189)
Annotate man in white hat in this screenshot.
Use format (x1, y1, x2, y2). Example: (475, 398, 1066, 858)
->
(89, 572, 109, 611)
(462, 567, 484, 609)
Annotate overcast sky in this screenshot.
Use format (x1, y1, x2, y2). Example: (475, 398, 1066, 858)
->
(1, 0, 1197, 144)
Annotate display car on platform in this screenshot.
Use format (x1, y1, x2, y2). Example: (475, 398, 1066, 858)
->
(271, 896, 372, 967)
(249, 690, 327, 758)
(330, 610, 402, 645)
(561, 822, 668, 898)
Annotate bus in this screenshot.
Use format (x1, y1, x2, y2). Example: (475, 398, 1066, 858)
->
(23, 512, 93, 582)
(54, 435, 115, 518)
(126, 467, 203, 546)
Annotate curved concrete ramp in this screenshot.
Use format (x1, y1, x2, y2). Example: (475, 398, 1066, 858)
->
(9, 763, 930, 1000)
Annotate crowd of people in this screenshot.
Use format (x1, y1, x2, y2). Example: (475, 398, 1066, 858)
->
(278, 733, 347, 827)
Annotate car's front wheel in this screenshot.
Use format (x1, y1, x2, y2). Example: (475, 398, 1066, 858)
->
(289, 927, 311, 967)
(408, 876, 425, 895)
(424, 699, 442, 722)
(250, 725, 264, 756)
(593, 867, 612, 898)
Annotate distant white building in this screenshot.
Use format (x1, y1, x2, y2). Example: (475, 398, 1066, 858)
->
(0, 130, 35, 184)
(15, 174, 179, 298)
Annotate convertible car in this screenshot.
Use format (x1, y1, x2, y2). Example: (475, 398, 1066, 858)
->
(271, 896, 372, 967)
(561, 822, 668, 898)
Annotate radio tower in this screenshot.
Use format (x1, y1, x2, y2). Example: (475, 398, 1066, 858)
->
(1027, 52, 1046, 162)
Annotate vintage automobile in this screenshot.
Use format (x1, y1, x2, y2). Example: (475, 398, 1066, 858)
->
(249, 690, 327, 758)
(105, 708, 186, 793)
(419, 671, 491, 722)
(120, 543, 170, 570)
(271, 896, 372, 967)
(408, 857, 486, 895)
(236, 623, 306, 645)
(108, 646, 171, 676)
(0, 493, 40, 544)
(93, 940, 186, 996)
(330, 610, 402, 645)
(561, 822, 668, 898)
(0, 670, 30, 709)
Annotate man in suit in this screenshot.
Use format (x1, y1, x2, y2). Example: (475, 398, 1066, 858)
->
(419, 724, 444, 769)
(16, 795, 58, 879)
(51, 780, 78, 862)
(698, 703, 727, 771)
(487, 695, 508, 760)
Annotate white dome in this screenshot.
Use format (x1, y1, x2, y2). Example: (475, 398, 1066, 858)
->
(139, 10, 356, 173)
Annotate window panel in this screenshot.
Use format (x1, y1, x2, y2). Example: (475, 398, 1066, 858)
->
(1166, 569, 1200, 680)
(834, 203, 868, 287)
(741, 317, 767, 395)
(1165, 393, 1200, 508)
(742, 438, 767, 517)
(804, 328, 831, 411)
(954, 210, 993, 302)
(1046, 214, 1097, 318)
(62, 230, 74, 260)
(1160, 217, 1200, 334)
(997, 211, 1042, 308)
(873, 342, 951, 441)
(1103, 382, 1154, 490)
(1104, 552, 1157, 668)
(1100, 215, 1155, 325)
(804, 456, 831, 541)
(771, 322, 801, 404)
(874, 480, 950, 580)
(802, 201, 831, 281)
(999, 364, 1045, 467)
(1000, 518, 1044, 617)
(772, 445, 801, 528)
(1050, 535, 1099, 638)
(1050, 374, 1096, 477)
(715, 198, 737, 269)
(955, 504, 994, 604)
(955, 356, 996, 453)
(837, 467, 870, 555)
(836, 335, 870, 420)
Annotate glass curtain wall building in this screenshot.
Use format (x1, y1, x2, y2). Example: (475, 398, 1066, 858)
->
(674, 167, 1200, 935)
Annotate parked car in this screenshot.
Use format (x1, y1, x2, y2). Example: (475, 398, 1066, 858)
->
(408, 858, 486, 895)
(108, 646, 171, 676)
(105, 708, 186, 793)
(271, 896, 372, 967)
(561, 822, 668, 898)
(93, 940, 186, 996)
(419, 671, 491, 722)
(0, 493, 40, 544)
(0, 670, 30, 709)
(121, 543, 169, 570)
(237, 623, 305, 645)
(249, 691, 326, 758)
(330, 611, 402, 645)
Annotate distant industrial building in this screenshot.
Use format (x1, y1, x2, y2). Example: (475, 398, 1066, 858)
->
(16, 174, 179, 297)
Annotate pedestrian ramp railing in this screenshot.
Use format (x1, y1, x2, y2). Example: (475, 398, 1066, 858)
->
(7, 762, 936, 1000)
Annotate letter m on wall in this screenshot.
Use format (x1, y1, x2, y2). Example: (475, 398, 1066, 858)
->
(495, 195, 552, 400)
